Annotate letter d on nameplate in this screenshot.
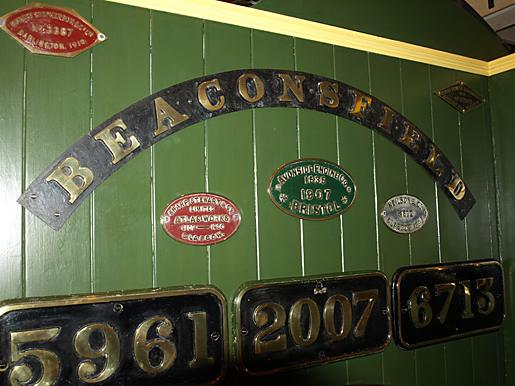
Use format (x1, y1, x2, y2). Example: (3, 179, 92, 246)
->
(45, 157, 94, 203)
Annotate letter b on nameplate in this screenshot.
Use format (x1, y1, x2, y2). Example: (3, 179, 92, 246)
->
(268, 159, 357, 220)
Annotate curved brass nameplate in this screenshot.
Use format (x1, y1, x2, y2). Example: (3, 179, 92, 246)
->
(17, 69, 475, 230)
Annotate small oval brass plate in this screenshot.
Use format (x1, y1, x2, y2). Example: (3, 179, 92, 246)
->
(268, 159, 357, 220)
(161, 193, 241, 246)
(381, 194, 428, 234)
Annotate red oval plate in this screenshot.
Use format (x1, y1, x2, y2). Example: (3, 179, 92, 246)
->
(1, 2, 106, 57)
(161, 193, 241, 246)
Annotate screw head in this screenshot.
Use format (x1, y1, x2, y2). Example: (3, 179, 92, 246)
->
(113, 303, 123, 313)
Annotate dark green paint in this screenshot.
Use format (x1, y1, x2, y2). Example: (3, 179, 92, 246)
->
(0, 0, 509, 384)
(255, 0, 508, 61)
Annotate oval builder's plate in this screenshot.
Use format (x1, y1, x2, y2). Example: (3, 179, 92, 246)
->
(268, 159, 357, 220)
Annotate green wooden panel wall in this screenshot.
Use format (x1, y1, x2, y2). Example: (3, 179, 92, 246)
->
(490, 68, 515, 386)
(0, 0, 508, 385)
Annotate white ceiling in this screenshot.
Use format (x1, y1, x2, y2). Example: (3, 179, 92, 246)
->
(484, 4, 515, 44)
(468, 0, 515, 46)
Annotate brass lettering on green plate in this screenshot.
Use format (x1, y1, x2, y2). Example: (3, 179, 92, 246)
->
(268, 159, 356, 220)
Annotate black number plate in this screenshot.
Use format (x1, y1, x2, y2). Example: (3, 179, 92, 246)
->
(232, 273, 391, 375)
(0, 286, 227, 386)
(392, 259, 505, 350)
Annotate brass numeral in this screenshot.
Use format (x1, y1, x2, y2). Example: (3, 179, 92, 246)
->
(352, 289, 379, 337)
(476, 277, 495, 315)
(134, 317, 176, 374)
(323, 295, 352, 341)
(460, 280, 475, 320)
(253, 303, 287, 355)
(188, 312, 214, 368)
(7, 309, 220, 385)
(435, 283, 456, 324)
(289, 298, 320, 346)
(408, 278, 496, 328)
(74, 324, 120, 383)
(409, 286, 433, 328)
(251, 288, 381, 355)
(10, 328, 60, 386)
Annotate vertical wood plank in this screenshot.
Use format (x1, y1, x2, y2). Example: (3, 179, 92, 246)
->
(458, 71, 502, 386)
(92, 0, 152, 291)
(369, 54, 415, 386)
(430, 65, 473, 386)
(204, 21, 256, 298)
(152, 11, 207, 287)
(400, 60, 446, 386)
(24, 0, 92, 297)
(489, 69, 515, 386)
(295, 38, 346, 385)
(252, 30, 302, 280)
(334, 47, 384, 385)
(296, 38, 342, 277)
(0, 0, 25, 301)
(335, 49, 377, 273)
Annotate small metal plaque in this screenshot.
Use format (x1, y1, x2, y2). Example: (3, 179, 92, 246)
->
(392, 259, 505, 350)
(268, 159, 357, 220)
(0, 286, 228, 386)
(381, 194, 428, 234)
(161, 193, 241, 246)
(0, 2, 106, 58)
(233, 273, 390, 375)
(434, 81, 487, 114)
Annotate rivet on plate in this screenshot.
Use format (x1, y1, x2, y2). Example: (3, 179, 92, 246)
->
(31, 194, 37, 199)
(113, 303, 123, 313)
(241, 327, 248, 336)
(188, 99, 193, 104)
(54, 212, 60, 217)
(0, 360, 8, 372)
(401, 307, 407, 313)
(382, 308, 388, 315)
(318, 351, 326, 359)
(98, 33, 106, 41)
(0, 19, 4, 27)
(176, 101, 180, 105)
(211, 332, 220, 341)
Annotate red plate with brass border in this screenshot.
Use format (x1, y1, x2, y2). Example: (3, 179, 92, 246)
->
(161, 193, 241, 246)
(0, 2, 106, 58)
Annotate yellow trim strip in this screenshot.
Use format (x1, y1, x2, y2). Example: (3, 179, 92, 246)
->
(105, 0, 515, 76)
(488, 54, 515, 76)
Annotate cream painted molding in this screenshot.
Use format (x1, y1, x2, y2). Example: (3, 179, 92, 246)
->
(488, 53, 515, 75)
(105, 0, 515, 76)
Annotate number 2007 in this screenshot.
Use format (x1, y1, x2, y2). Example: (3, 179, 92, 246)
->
(252, 289, 379, 355)
(8, 312, 213, 386)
